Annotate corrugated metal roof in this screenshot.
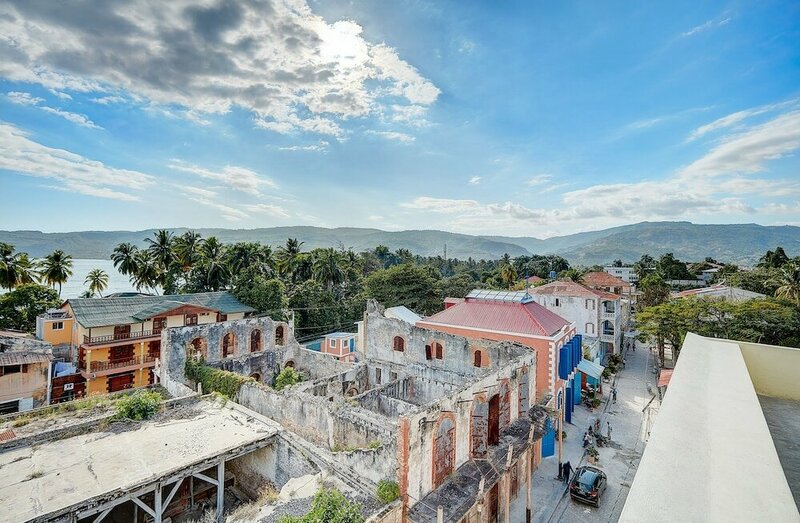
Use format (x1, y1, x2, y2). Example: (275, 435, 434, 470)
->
(583, 271, 631, 290)
(67, 291, 255, 328)
(419, 299, 570, 337)
(0, 352, 51, 365)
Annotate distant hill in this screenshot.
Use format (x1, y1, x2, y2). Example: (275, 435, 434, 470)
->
(1, 222, 798, 266)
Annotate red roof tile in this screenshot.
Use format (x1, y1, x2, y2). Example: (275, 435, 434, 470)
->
(582, 271, 631, 291)
(419, 299, 571, 337)
(530, 280, 619, 300)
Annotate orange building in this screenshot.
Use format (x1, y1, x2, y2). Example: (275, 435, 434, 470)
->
(38, 292, 254, 396)
(320, 332, 358, 362)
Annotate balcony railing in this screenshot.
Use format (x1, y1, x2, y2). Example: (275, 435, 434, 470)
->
(600, 333, 615, 342)
(83, 330, 158, 345)
(82, 355, 158, 373)
(601, 311, 615, 320)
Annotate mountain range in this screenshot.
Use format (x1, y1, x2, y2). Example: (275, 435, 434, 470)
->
(2, 222, 798, 266)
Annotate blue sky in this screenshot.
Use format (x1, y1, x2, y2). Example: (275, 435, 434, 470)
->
(1, 0, 799, 237)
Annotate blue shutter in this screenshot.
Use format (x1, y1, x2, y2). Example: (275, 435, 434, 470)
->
(565, 386, 573, 423)
(559, 346, 569, 380)
(542, 418, 555, 457)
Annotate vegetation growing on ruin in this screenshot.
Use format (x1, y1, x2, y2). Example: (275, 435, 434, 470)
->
(114, 389, 163, 420)
(376, 480, 400, 504)
(185, 358, 253, 398)
(277, 488, 364, 523)
(274, 367, 302, 391)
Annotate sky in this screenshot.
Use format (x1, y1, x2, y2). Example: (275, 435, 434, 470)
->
(1, 0, 799, 238)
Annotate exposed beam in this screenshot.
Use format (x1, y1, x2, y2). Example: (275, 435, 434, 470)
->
(131, 497, 155, 518)
(216, 460, 225, 523)
(193, 472, 219, 487)
(92, 508, 112, 523)
(163, 478, 184, 510)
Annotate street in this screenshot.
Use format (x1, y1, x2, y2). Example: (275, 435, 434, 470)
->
(530, 340, 660, 522)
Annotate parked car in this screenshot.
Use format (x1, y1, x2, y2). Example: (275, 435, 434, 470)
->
(569, 465, 607, 506)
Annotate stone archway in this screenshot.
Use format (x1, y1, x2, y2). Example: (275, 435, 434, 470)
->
(222, 332, 236, 358)
(188, 337, 208, 360)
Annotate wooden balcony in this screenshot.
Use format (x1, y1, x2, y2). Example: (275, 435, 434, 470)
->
(83, 330, 158, 346)
(80, 355, 158, 378)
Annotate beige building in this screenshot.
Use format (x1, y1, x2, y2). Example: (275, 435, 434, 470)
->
(621, 333, 800, 522)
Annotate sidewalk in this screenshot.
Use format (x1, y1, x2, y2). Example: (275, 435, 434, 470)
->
(530, 340, 659, 522)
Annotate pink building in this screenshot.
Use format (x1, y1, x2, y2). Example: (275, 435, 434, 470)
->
(321, 332, 357, 362)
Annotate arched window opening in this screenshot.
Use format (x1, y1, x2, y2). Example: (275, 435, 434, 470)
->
(250, 329, 262, 352)
(473, 350, 483, 368)
(433, 416, 456, 488)
(275, 325, 285, 346)
(433, 342, 444, 360)
(425, 345, 432, 360)
(188, 337, 207, 360)
(393, 336, 405, 352)
(222, 332, 236, 358)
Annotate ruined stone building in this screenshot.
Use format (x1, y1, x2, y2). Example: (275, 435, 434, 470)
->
(0, 331, 54, 413)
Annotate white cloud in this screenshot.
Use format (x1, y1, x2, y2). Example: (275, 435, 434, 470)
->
(686, 100, 797, 142)
(402, 197, 482, 213)
(0, 122, 153, 201)
(391, 104, 429, 126)
(7, 91, 43, 106)
(458, 40, 476, 54)
(279, 141, 329, 152)
(682, 14, 732, 37)
(7, 91, 101, 128)
(527, 174, 553, 186)
(0, 1, 439, 139)
(365, 130, 415, 143)
(169, 160, 276, 196)
(91, 95, 127, 105)
(680, 111, 800, 177)
(49, 90, 72, 101)
(468, 176, 481, 185)
(243, 203, 290, 218)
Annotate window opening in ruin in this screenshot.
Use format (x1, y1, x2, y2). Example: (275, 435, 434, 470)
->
(425, 344, 432, 360)
(250, 329, 262, 352)
(222, 332, 236, 358)
(488, 394, 500, 446)
(473, 350, 483, 367)
(393, 336, 405, 352)
(434, 342, 443, 360)
(275, 325, 285, 346)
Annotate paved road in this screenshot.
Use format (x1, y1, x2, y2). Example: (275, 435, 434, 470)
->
(530, 340, 660, 522)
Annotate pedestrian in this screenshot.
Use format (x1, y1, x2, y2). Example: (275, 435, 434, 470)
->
(612, 387, 618, 404)
(562, 461, 573, 484)
(622, 358, 627, 369)
(607, 421, 612, 441)
(588, 424, 594, 436)
(583, 432, 590, 448)
(594, 418, 601, 433)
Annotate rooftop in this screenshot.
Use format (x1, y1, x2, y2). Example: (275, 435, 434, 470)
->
(620, 333, 800, 522)
(384, 305, 422, 324)
(419, 294, 571, 337)
(583, 271, 631, 290)
(65, 291, 255, 328)
(0, 398, 279, 522)
(674, 284, 765, 301)
(0, 352, 51, 366)
(529, 279, 619, 300)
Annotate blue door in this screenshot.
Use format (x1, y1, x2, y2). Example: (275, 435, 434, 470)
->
(565, 386, 573, 423)
(542, 418, 555, 457)
(573, 376, 581, 406)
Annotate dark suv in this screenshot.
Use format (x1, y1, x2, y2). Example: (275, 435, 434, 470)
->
(569, 465, 607, 507)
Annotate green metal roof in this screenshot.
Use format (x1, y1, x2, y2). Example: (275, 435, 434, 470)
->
(67, 291, 255, 328)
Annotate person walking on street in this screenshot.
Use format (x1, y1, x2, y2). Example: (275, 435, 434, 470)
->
(607, 421, 612, 441)
(594, 418, 601, 434)
(583, 432, 591, 448)
(562, 461, 573, 484)
(612, 386, 618, 404)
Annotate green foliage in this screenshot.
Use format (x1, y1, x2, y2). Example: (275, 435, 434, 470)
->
(364, 263, 442, 315)
(274, 367, 301, 391)
(439, 273, 476, 299)
(114, 390, 163, 420)
(655, 252, 693, 280)
(0, 283, 61, 332)
(185, 358, 252, 398)
(277, 488, 364, 523)
(376, 480, 400, 504)
(638, 273, 670, 307)
(232, 269, 287, 315)
(636, 297, 800, 365)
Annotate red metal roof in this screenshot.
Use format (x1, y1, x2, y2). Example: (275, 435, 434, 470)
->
(583, 271, 631, 290)
(419, 299, 571, 337)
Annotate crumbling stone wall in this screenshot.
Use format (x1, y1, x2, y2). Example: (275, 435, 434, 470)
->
(162, 316, 293, 384)
(356, 382, 418, 418)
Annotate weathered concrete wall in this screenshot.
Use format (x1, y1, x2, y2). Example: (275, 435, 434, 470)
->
(356, 381, 418, 418)
(332, 443, 397, 486)
(228, 434, 320, 499)
(297, 364, 370, 398)
(0, 361, 50, 409)
(161, 316, 292, 384)
(282, 344, 352, 379)
(400, 350, 537, 506)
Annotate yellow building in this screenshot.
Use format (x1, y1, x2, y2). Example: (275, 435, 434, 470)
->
(38, 292, 254, 395)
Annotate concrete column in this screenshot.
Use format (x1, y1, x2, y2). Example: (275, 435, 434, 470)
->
(216, 460, 225, 522)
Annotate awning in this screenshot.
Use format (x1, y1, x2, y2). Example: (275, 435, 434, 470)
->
(577, 359, 604, 380)
(658, 368, 674, 388)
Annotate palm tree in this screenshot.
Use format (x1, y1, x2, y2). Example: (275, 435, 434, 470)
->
(772, 262, 800, 304)
(201, 237, 230, 291)
(39, 250, 74, 296)
(111, 243, 140, 276)
(500, 264, 518, 289)
(84, 269, 109, 297)
(0, 244, 39, 289)
(131, 250, 159, 294)
(145, 230, 175, 288)
(313, 248, 344, 289)
(276, 238, 304, 281)
(174, 231, 204, 272)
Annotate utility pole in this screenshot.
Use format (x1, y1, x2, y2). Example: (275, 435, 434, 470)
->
(557, 389, 564, 476)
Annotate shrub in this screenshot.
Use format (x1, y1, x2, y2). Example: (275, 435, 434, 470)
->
(185, 358, 252, 398)
(376, 480, 400, 504)
(115, 390, 163, 421)
(274, 367, 301, 391)
(277, 488, 364, 523)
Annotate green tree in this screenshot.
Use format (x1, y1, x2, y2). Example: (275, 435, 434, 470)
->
(145, 229, 175, 288)
(0, 244, 40, 290)
(0, 284, 61, 332)
(39, 250, 74, 297)
(111, 242, 140, 277)
(288, 280, 342, 339)
(276, 238, 304, 281)
(725, 267, 781, 295)
(638, 273, 670, 307)
(499, 264, 518, 289)
(633, 254, 655, 281)
(313, 248, 345, 289)
(231, 268, 287, 316)
(84, 269, 109, 297)
(655, 253, 693, 280)
(440, 273, 476, 299)
(364, 264, 442, 315)
(200, 237, 230, 291)
(558, 267, 586, 282)
(274, 367, 301, 391)
(758, 247, 790, 269)
(131, 249, 159, 294)
(771, 261, 800, 305)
